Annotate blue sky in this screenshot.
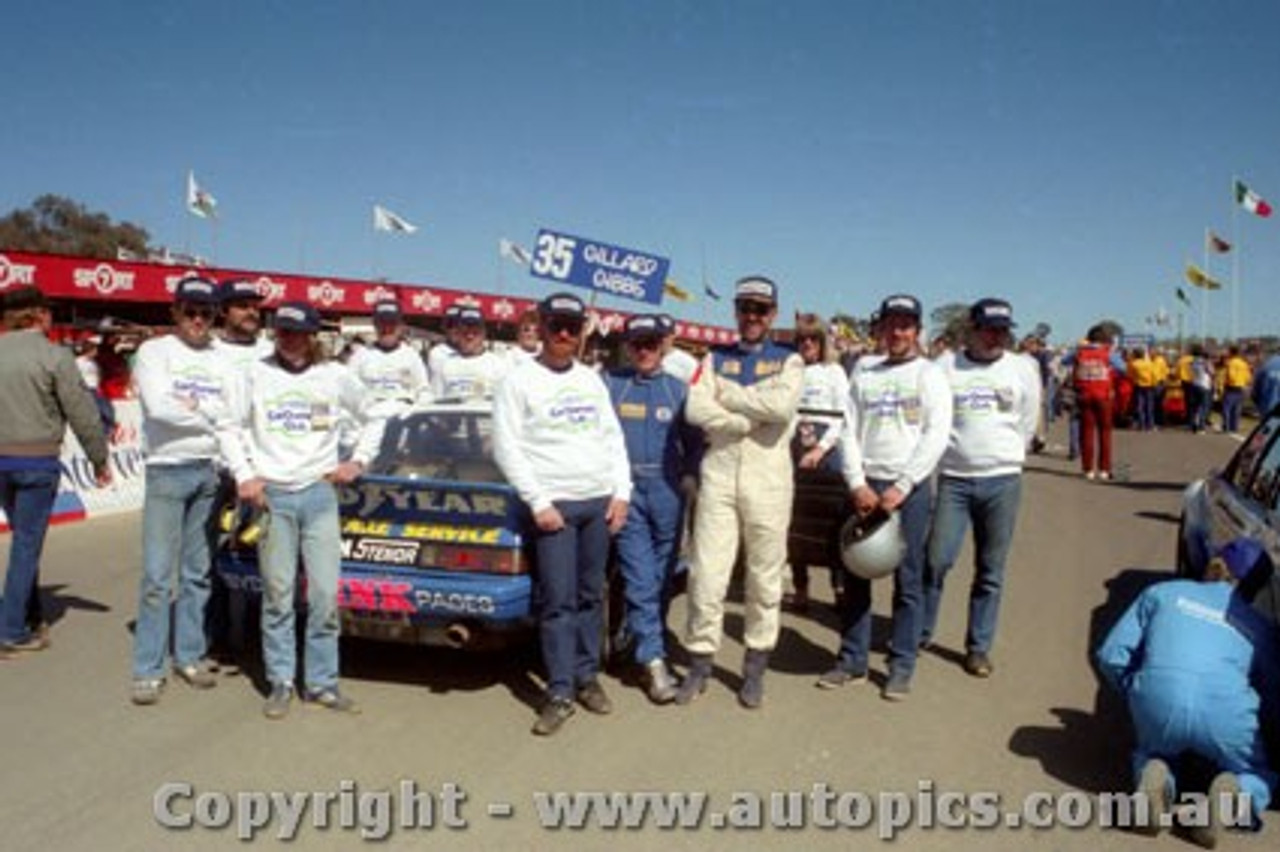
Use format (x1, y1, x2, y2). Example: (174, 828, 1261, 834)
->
(5, 0, 1279, 341)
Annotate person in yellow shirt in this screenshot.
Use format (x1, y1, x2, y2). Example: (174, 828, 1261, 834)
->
(1127, 348, 1158, 432)
(1222, 346, 1253, 434)
(1151, 349, 1170, 428)
(1176, 350, 1196, 430)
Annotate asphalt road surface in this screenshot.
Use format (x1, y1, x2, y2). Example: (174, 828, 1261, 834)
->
(1, 421, 1274, 851)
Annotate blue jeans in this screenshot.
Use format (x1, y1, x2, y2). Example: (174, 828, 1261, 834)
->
(259, 482, 342, 692)
(0, 467, 60, 644)
(615, 476, 683, 665)
(835, 478, 931, 679)
(132, 461, 219, 678)
(1134, 386, 1156, 432)
(1223, 388, 1244, 433)
(921, 473, 1023, 656)
(533, 496, 610, 701)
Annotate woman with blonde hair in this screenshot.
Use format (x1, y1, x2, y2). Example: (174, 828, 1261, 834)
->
(787, 313, 850, 612)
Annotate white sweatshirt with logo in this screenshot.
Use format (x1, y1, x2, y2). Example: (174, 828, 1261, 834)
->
(348, 342, 430, 408)
(431, 350, 511, 400)
(935, 349, 1042, 478)
(492, 359, 632, 513)
(840, 354, 952, 494)
(219, 356, 384, 491)
(133, 334, 234, 465)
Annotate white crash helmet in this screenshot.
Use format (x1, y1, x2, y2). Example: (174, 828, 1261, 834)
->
(839, 509, 906, 580)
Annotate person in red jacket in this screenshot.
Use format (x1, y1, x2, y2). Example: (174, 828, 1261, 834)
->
(1073, 325, 1116, 480)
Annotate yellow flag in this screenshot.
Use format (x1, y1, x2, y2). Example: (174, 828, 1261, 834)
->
(663, 279, 692, 302)
(1184, 263, 1222, 291)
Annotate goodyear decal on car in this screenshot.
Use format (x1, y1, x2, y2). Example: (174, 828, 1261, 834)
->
(337, 480, 513, 524)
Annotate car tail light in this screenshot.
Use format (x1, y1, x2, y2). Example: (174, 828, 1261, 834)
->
(420, 544, 525, 575)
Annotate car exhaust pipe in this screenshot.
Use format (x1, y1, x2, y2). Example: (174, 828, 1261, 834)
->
(444, 622, 472, 649)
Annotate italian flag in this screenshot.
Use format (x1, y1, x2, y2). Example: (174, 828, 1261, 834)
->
(1235, 179, 1273, 218)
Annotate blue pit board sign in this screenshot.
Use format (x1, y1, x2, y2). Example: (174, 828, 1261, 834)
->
(529, 228, 671, 306)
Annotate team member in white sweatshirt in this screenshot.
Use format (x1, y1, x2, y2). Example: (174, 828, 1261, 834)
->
(130, 277, 235, 705)
(492, 292, 631, 737)
(820, 294, 951, 701)
(219, 302, 384, 719)
(429, 305, 510, 400)
(347, 300, 429, 415)
(920, 298, 1041, 680)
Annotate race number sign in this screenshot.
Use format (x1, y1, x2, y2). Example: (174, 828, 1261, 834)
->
(529, 228, 670, 306)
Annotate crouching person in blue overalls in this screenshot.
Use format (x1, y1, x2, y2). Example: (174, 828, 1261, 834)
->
(606, 315, 703, 704)
(1096, 538, 1280, 848)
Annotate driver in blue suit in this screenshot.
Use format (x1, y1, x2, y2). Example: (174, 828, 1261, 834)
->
(1095, 538, 1280, 846)
(605, 314, 702, 704)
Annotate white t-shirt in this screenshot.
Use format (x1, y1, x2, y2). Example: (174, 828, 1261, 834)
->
(492, 359, 632, 513)
(798, 361, 850, 452)
(133, 334, 235, 465)
(431, 350, 510, 401)
(936, 349, 1042, 478)
(840, 354, 952, 493)
(348, 341, 430, 409)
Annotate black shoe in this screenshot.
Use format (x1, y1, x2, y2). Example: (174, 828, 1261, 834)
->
(532, 697, 575, 736)
(738, 649, 769, 710)
(963, 651, 994, 678)
(674, 654, 713, 706)
(575, 679, 613, 715)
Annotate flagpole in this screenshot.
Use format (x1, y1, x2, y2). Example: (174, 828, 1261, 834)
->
(1201, 229, 1208, 343)
(1231, 175, 1241, 342)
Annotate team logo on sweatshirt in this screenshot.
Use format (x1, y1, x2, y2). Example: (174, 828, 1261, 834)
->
(546, 388, 600, 432)
(264, 391, 329, 436)
(171, 366, 225, 402)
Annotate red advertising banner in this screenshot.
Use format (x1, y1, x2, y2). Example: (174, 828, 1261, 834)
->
(0, 250, 736, 344)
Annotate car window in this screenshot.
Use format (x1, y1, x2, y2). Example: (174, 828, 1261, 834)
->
(1228, 413, 1280, 494)
(1248, 431, 1280, 511)
(370, 409, 504, 483)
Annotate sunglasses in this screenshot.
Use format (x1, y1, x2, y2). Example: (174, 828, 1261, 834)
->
(627, 337, 662, 351)
(797, 335, 822, 345)
(546, 317, 584, 336)
(735, 301, 771, 318)
(179, 305, 216, 321)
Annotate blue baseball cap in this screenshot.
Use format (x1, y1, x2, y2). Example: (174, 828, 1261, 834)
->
(539, 292, 586, 319)
(879, 294, 921, 321)
(273, 301, 321, 333)
(174, 277, 219, 305)
(1216, 538, 1266, 580)
(971, 298, 1015, 329)
(218, 279, 265, 304)
(624, 314, 663, 341)
(455, 305, 485, 325)
(372, 300, 402, 322)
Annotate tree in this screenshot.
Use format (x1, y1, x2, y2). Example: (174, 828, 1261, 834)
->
(930, 301, 971, 345)
(0, 195, 151, 260)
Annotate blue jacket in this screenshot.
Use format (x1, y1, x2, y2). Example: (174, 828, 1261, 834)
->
(1252, 354, 1280, 418)
(605, 367, 702, 483)
(1096, 579, 1279, 707)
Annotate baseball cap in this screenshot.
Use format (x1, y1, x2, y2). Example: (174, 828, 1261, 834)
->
(273, 301, 321, 333)
(878, 294, 922, 321)
(624, 314, 663, 341)
(372, 300, 402, 322)
(174, 277, 220, 305)
(734, 276, 778, 305)
(539, 292, 586, 319)
(655, 313, 676, 335)
(218, 279, 265, 304)
(1215, 537, 1266, 581)
(971, 298, 1015, 329)
(455, 305, 485, 325)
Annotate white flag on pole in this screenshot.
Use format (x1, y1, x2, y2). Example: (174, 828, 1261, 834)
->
(186, 170, 218, 219)
(373, 204, 418, 234)
(499, 238, 531, 266)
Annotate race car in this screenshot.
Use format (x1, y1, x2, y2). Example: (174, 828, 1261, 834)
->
(1177, 404, 1280, 624)
(216, 401, 535, 649)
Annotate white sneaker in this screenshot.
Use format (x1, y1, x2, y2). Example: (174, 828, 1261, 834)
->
(1085, 470, 1097, 481)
